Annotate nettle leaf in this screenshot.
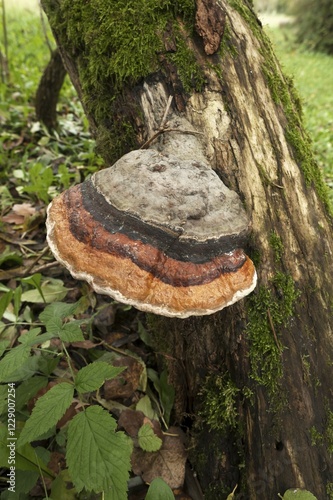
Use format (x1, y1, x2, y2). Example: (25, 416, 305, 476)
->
(18, 327, 42, 345)
(39, 301, 81, 324)
(0, 340, 10, 358)
(145, 477, 174, 500)
(74, 362, 125, 394)
(0, 344, 32, 383)
(15, 376, 49, 411)
(18, 382, 74, 446)
(138, 423, 163, 452)
(58, 322, 84, 342)
(66, 405, 132, 495)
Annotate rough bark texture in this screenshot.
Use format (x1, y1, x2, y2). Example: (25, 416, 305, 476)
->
(35, 48, 67, 130)
(42, 0, 333, 498)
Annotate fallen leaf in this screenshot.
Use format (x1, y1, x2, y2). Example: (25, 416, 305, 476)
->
(103, 356, 144, 400)
(131, 426, 187, 489)
(2, 203, 36, 225)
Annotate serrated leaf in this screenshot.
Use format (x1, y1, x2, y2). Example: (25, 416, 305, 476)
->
(145, 477, 174, 500)
(59, 322, 84, 342)
(282, 489, 317, 500)
(43, 316, 63, 335)
(39, 301, 81, 324)
(0, 344, 31, 383)
(18, 327, 41, 345)
(66, 405, 132, 495)
(15, 376, 48, 411)
(138, 423, 163, 452)
(0, 339, 10, 357)
(18, 382, 74, 446)
(75, 362, 125, 394)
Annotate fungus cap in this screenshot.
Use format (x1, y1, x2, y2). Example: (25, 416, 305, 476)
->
(46, 149, 257, 318)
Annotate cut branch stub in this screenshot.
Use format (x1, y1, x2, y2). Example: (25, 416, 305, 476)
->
(46, 149, 256, 318)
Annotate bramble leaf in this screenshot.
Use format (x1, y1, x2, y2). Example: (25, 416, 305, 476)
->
(18, 382, 74, 446)
(39, 301, 81, 323)
(138, 423, 163, 452)
(66, 405, 132, 495)
(0, 344, 32, 383)
(74, 362, 125, 394)
(58, 322, 84, 342)
(145, 477, 174, 500)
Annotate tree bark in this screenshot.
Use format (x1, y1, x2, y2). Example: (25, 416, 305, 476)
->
(35, 48, 67, 130)
(42, 0, 333, 498)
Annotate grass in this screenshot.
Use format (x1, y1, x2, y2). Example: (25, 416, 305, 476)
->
(266, 24, 333, 198)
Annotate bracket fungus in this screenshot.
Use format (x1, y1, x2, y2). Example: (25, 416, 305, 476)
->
(46, 149, 256, 318)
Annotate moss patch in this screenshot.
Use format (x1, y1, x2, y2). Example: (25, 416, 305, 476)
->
(228, 0, 332, 216)
(247, 272, 300, 404)
(269, 230, 284, 262)
(199, 372, 240, 433)
(42, 0, 206, 162)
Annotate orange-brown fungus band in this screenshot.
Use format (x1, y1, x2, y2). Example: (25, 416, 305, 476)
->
(46, 149, 257, 318)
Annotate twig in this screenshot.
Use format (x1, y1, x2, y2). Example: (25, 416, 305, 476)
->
(267, 308, 283, 353)
(160, 95, 173, 129)
(22, 246, 50, 277)
(140, 95, 203, 149)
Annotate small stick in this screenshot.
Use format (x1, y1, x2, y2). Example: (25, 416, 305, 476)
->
(267, 308, 283, 352)
(22, 246, 50, 277)
(159, 95, 173, 129)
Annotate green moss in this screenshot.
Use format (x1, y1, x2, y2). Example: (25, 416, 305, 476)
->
(326, 410, 333, 454)
(246, 273, 300, 404)
(167, 29, 206, 93)
(310, 426, 324, 446)
(327, 482, 333, 499)
(219, 21, 238, 59)
(269, 230, 284, 262)
(42, 0, 203, 162)
(199, 372, 240, 432)
(42, 0, 200, 99)
(228, 0, 332, 215)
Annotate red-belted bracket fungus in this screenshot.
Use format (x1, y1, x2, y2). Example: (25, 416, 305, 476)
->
(46, 147, 257, 318)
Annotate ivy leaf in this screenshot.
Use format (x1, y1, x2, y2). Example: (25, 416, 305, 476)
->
(145, 477, 174, 500)
(138, 423, 163, 452)
(18, 382, 74, 446)
(66, 405, 132, 495)
(0, 344, 32, 383)
(74, 362, 125, 394)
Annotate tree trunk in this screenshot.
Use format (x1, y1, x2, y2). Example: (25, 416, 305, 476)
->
(35, 48, 66, 130)
(42, 0, 333, 497)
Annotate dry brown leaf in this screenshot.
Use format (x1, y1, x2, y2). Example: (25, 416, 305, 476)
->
(103, 355, 144, 399)
(3, 203, 37, 225)
(118, 409, 164, 442)
(131, 426, 187, 489)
